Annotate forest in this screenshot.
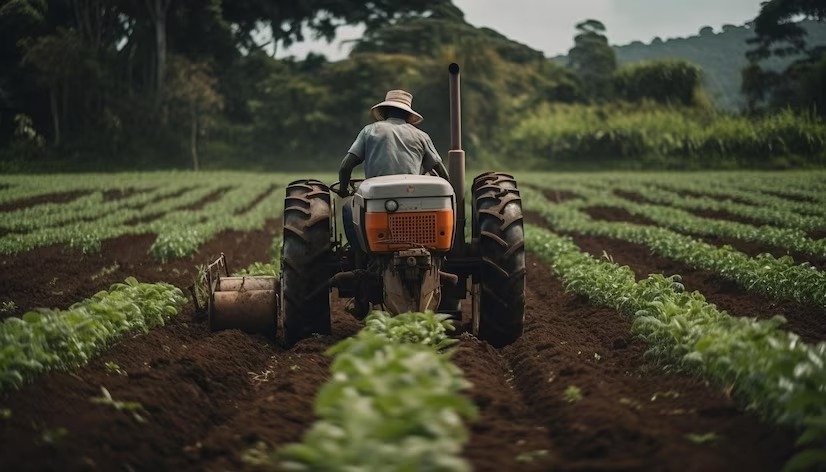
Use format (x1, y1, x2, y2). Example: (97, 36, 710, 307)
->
(0, 0, 824, 172)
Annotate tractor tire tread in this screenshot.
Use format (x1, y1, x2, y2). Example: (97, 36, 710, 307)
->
(473, 172, 526, 348)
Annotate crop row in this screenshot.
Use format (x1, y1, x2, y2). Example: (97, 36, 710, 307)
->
(0, 277, 187, 390)
(526, 225, 826, 470)
(1, 174, 293, 258)
(600, 181, 826, 233)
(267, 312, 475, 471)
(528, 183, 826, 258)
(0, 184, 223, 254)
(148, 182, 283, 260)
(522, 187, 826, 309)
(0, 173, 160, 206)
(647, 177, 826, 216)
(0, 184, 221, 237)
(517, 171, 826, 219)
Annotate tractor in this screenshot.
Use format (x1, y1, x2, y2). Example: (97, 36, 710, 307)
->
(199, 63, 526, 348)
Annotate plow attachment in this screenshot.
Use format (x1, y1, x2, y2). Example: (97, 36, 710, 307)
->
(192, 254, 279, 337)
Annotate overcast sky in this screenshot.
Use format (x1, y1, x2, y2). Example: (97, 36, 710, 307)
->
(276, 0, 766, 59)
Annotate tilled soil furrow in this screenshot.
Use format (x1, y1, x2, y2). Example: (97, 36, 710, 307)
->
(0, 190, 92, 212)
(188, 297, 361, 472)
(502, 254, 795, 471)
(568, 232, 826, 343)
(0, 219, 281, 319)
(0, 309, 273, 471)
(523, 212, 826, 342)
(454, 334, 558, 471)
(581, 204, 825, 269)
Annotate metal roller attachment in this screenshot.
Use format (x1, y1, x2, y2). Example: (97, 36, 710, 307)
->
(216, 276, 277, 292)
(206, 275, 279, 336)
(209, 288, 278, 335)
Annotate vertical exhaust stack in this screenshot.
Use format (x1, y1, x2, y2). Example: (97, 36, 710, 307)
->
(448, 63, 466, 255)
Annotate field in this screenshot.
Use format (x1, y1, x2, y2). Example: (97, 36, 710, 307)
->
(1, 170, 825, 471)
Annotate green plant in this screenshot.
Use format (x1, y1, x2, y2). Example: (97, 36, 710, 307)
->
(0, 277, 186, 389)
(90, 386, 147, 423)
(0, 301, 17, 314)
(563, 385, 584, 403)
(526, 224, 826, 469)
(104, 361, 126, 376)
(273, 312, 476, 472)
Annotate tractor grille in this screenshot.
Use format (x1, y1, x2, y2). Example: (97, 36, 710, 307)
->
(389, 213, 437, 246)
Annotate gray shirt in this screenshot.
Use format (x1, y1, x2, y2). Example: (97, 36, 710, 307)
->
(347, 118, 443, 178)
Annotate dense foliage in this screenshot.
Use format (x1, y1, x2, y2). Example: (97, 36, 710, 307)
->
(1, 1, 825, 171)
(507, 105, 826, 169)
(590, 20, 826, 110)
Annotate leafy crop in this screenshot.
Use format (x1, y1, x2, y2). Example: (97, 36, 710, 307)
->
(274, 312, 476, 472)
(0, 277, 186, 389)
(527, 225, 826, 469)
(523, 187, 826, 309)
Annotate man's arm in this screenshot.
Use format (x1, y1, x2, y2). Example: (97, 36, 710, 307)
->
(338, 152, 363, 197)
(431, 161, 449, 180)
(421, 134, 448, 180)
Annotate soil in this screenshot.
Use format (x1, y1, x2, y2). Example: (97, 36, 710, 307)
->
(526, 208, 826, 342)
(585, 200, 825, 269)
(0, 190, 91, 213)
(237, 185, 279, 215)
(0, 219, 282, 319)
(0, 218, 804, 471)
(103, 189, 143, 201)
(180, 187, 233, 212)
(582, 206, 657, 227)
(614, 189, 826, 240)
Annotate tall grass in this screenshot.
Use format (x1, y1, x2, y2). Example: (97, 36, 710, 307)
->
(505, 103, 826, 169)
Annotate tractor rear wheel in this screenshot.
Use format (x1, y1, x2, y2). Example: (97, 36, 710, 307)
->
(472, 172, 525, 348)
(280, 179, 332, 346)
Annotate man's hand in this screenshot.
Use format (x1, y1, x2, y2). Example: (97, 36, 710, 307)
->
(338, 152, 363, 198)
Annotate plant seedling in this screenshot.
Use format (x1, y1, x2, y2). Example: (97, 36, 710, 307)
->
(563, 385, 583, 403)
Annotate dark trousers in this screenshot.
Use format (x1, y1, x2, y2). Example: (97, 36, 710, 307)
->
(341, 197, 359, 249)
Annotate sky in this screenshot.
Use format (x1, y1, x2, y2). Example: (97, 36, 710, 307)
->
(275, 0, 767, 60)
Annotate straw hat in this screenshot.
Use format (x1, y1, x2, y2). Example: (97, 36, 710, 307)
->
(371, 90, 424, 125)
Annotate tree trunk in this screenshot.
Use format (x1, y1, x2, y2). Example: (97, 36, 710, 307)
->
(155, 8, 167, 103)
(50, 88, 61, 146)
(145, 0, 171, 107)
(62, 81, 69, 140)
(191, 106, 199, 171)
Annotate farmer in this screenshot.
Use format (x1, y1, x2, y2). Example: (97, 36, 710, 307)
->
(336, 89, 449, 247)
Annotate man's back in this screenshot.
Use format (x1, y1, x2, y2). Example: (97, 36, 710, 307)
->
(348, 117, 442, 178)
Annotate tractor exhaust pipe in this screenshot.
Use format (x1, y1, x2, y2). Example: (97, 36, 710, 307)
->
(448, 63, 466, 256)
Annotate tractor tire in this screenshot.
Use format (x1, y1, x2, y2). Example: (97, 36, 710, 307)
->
(472, 172, 525, 348)
(280, 179, 332, 346)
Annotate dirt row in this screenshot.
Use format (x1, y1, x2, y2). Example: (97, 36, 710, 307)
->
(0, 214, 803, 471)
(0, 218, 281, 320)
(526, 208, 826, 344)
(612, 188, 826, 242)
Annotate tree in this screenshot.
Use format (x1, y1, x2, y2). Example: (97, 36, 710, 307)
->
(20, 28, 90, 146)
(166, 55, 223, 170)
(747, 0, 826, 61)
(568, 19, 616, 101)
(144, 0, 172, 107)
(743, 0, 826, 114)
(614, 60, 704, 107)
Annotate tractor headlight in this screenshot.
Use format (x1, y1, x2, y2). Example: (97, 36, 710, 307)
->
(384, 199, 399, 212)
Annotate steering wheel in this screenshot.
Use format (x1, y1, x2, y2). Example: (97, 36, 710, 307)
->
(330, 181, 357, 197)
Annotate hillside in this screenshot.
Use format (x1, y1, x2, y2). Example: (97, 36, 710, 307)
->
(553, 20, 826, 110)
